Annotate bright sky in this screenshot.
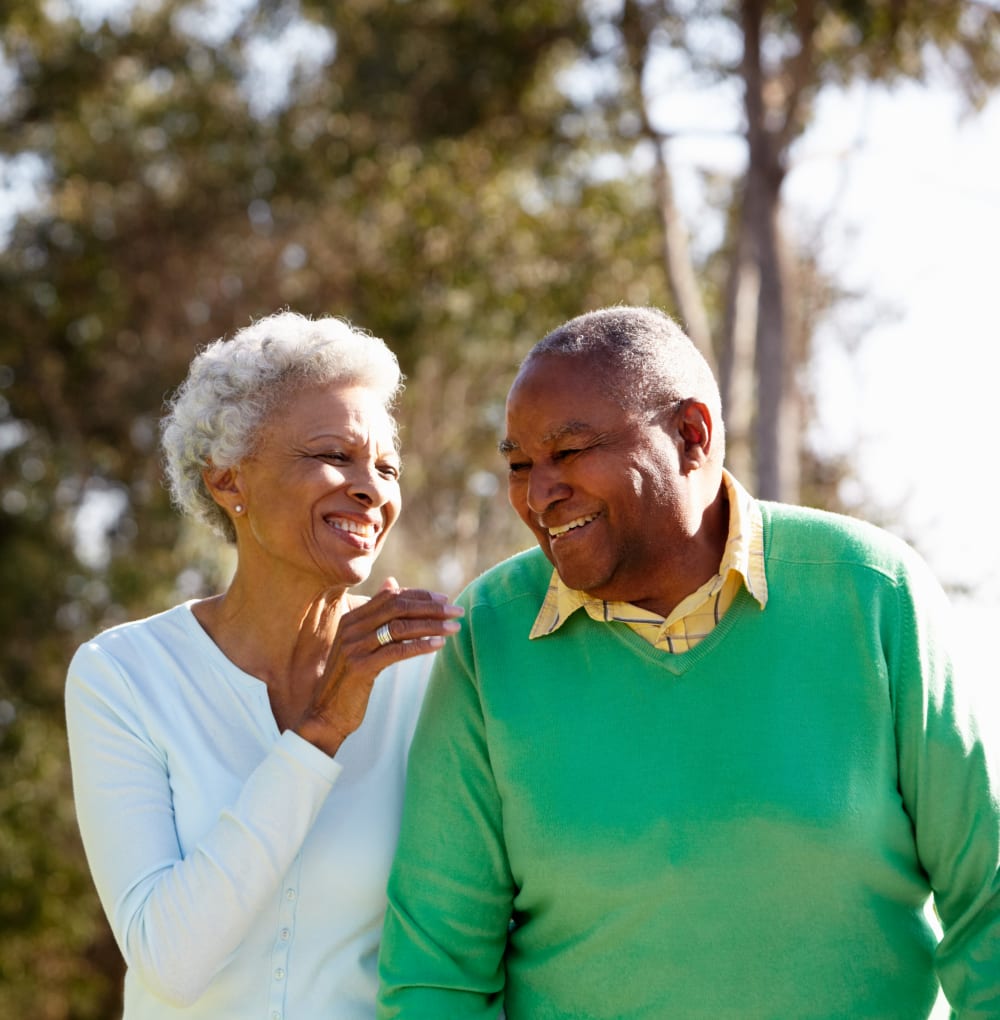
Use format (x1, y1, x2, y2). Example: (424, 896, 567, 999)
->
(654, 67, 999, 678)
(797, 84, 1000, 683)
(792, 82, 1000, 607)
(659, 70, 1000, 616)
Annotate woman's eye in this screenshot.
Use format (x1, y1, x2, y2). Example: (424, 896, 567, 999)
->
(379, 463, 401, 480)
(318, 451, 348, 464)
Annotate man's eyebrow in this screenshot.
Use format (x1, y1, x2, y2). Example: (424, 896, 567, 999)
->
(547, 421, 592, 440)
(498, 422, 594, 456)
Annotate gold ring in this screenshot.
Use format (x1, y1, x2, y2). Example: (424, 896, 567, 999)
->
(376, 622, 394, 647)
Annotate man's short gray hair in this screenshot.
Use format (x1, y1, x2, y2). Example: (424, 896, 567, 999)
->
(524, 306, 723, 451)
(161, 310, 402, 542)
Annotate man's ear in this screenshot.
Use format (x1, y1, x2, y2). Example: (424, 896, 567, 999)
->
(676, 399, 714, 470)
(202, 464, 244, 516)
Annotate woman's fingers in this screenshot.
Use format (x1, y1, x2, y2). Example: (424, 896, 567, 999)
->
(341, 585, 464, 652)
(370, 610, 462, 648)
(296, 584, 463, 757)
(368, 619, 461, 656)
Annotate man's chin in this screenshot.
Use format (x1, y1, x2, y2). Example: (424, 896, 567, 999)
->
(552, 562, 609, 598)
(532, 535, 609, 593)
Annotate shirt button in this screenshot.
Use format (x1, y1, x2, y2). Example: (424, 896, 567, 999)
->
(274, 967, 286, 981)
(272, 1013, 281, 1020)
(285, 888, 296, 901)
(280, 928, 291, 941)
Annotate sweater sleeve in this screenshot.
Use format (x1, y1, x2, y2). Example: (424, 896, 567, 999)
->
(377, 606, 512, 1019)
(65, 640, 342, 1008)
(889, 565, 1000, 1017)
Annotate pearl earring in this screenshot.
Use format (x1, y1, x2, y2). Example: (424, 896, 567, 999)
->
(234, 504, 244, 514)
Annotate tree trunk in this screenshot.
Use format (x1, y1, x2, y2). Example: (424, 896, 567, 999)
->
(741, 0, 799, 502)
(651, 139, 716, 373)
(719, 202, 759, 485)
(620, 0, 716, 371)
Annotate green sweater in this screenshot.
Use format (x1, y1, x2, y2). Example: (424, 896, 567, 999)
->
(377, 503, 1000, 1019)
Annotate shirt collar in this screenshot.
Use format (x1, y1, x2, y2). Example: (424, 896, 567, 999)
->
(528, 469, 767, 639)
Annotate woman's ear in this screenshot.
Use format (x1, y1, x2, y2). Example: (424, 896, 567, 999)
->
(676, 399, 714, 471)
(202, 464, 245, 517)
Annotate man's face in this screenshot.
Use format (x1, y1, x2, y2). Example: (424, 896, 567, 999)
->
(502, 355, 689, 607)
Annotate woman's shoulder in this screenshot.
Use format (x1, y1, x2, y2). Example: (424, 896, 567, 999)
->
(67, 601, 214, 701)
(74, 601, 202, 659)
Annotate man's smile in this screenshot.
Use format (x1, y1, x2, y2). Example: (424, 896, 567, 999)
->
(546, 513, 599, 539)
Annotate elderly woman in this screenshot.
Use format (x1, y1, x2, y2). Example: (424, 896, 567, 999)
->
(65, 311, 462, 1019)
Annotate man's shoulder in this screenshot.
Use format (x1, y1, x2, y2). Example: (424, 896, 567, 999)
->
(458, 546, 553, 611)
(760, 500, 923, 579)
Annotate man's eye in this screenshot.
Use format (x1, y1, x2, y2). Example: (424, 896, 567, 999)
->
(553, 448, 579, 461)
(507, 461, 530, 475)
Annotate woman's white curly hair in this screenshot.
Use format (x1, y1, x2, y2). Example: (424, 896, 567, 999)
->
(161, 310, 403, 543)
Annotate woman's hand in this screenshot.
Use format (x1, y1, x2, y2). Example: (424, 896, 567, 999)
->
(294, 578, 463, 757)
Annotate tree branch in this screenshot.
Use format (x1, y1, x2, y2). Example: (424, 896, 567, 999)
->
(777, 0, 819, 153)
(620, 0, 716, 369)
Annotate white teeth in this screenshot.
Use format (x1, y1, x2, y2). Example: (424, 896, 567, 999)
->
(329, 518, 376, 538)
(548, 514, 597, 537)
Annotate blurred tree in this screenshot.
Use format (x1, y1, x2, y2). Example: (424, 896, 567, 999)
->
(0, 0, 657, 1013)
(0, 0, 997, 1015)
(590, 0, 1000, 500)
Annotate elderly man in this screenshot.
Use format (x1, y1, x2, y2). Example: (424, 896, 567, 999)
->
(376, 306, 1000, 1018)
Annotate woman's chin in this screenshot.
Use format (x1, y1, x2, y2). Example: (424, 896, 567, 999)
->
(328, 556, 378, 589)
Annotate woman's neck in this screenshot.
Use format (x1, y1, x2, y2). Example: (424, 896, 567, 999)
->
(191, 570, 358, 731)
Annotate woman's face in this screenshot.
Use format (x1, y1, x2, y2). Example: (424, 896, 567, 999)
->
(232, 380, 401, 589)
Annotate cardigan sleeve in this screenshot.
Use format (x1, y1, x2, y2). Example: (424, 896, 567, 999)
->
(377, 605, 512, 1019)
(65, 640, 342, 1008)
(889, 563, 1000, 1017)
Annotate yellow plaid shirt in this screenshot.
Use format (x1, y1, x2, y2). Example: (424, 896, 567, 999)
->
(529, 470, 768, 653)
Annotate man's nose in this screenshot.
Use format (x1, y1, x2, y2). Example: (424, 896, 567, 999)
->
(525, 464, 570, 515)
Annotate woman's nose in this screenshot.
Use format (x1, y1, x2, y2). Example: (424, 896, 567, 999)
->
(347, 463, 393, 506)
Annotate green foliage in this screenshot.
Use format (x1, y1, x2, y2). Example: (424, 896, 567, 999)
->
(0, 1, 625, 1011)
(1, 0, 997, 1013)
(0, 709, 122, 1019)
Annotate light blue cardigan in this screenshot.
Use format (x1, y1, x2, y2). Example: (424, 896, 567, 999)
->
(67, 601, 429, 1019)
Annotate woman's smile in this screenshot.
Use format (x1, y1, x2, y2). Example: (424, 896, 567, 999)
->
(323, 513, 381, 551)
